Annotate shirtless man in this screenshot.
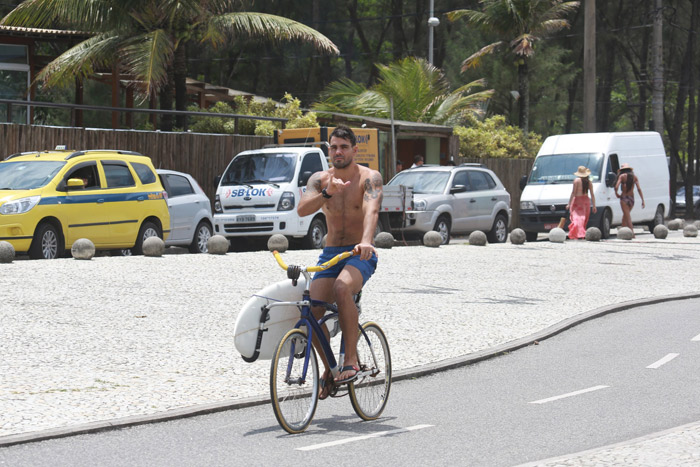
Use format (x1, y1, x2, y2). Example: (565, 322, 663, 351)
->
(615, 163, 645, 237)
(297, 125, 383, 398)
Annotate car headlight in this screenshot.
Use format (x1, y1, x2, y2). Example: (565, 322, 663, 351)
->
(277, 192, 295, 211)
(214, 194, 222, 213)
(0, 196, 41, 215)
(413, 199, 428, 211)
(520, 201, 536, 211)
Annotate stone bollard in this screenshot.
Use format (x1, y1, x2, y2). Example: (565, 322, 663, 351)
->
(71, 238, 95, 260)
(267, 234, 289, 253)
(653, 224, 669, 239)
(0, 241, 15, 263)
(207, 235, 229, 255)
(585, 227, 602, 242)
(423, 230, 443, 247)
(548, 227, 566, 243)
(667, 219, 681, 231)
(374, 232, 394, 249)
(468, 230, 487, 246)
(694, 220, 700, 230)
(617, 227, 634, 240)
(683, 224, 698, 238)
(509, 228, 526, 245)
(143, 236, 165, 257)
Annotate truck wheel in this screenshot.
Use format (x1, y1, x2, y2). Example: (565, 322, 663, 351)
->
(599, 209, 612, 239)
(525, 231, 538, 242)
(302, 217, 326, 249)
(646, 205, 664, 231)
(29, 221, 64, 259)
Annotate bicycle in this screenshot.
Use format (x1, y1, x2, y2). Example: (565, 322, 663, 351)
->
(268, 249, 392, 434)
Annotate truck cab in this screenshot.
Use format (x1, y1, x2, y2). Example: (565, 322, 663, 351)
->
(213, 146, 329, 249)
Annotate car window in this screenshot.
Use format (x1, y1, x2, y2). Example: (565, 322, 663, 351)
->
(163, 174, 195, 197)
(387, 170, 449, 194)
(132, 162, 157, 184)
(451, 170, 469, 189)
(102, 163, 135, 188)
(529, 153, 604, 185)
(221, 152, 296, 185)
(467, 171, 495, 191)
(65, 162, 100, 190)
(0, 160, 65, 190)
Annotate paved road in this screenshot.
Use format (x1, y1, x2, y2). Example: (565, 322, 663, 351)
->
(1, 297, 699, 466)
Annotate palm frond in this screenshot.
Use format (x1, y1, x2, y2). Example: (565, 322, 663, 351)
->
(121, 30, 174, 97)
(461, 42, 502, 71)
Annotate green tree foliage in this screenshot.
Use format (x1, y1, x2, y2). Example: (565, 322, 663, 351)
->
(313, 56, 493, 125)
(454, 115, 542, 159)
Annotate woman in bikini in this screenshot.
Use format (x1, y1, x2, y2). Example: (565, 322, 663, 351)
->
(615, 163, 645, 237)
(566, 166, 597, 239)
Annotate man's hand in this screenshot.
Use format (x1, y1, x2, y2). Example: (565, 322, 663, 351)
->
(353, 243, 376, 261)
(326, 176, 351, 196)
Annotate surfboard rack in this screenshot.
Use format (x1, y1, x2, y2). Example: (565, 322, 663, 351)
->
(241, 305, 271, 363)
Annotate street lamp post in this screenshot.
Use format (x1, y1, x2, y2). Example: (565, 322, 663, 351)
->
(428, 0, 439, 64)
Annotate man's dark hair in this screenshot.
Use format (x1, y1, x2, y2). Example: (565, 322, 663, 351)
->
(330, 125, 356, 146)
(413, 154, 424, 164)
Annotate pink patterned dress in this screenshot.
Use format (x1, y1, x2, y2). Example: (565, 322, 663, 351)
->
(568, 195, 591, 239)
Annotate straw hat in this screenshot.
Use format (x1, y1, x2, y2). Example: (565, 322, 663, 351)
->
(573, 166, 591, 177)
(618, 163, 633, 172)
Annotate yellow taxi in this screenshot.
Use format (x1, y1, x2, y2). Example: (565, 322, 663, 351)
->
(0, 148, 170, 259)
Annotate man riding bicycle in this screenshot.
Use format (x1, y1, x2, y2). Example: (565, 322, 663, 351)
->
(297, 125, 383, 399)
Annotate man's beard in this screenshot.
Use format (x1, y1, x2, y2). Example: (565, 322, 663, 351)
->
(332, 157, 352, 169)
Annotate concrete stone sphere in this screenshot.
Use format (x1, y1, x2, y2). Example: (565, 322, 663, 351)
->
(71, 238, 95, 260)
(374, 231, 394, 249)
(585, 227, 602, 242)
(509, 228, 526, 245)
(683, 224, 699, 238)
(694, 220, 700, 229)
(468, 230, 488, 246)
(548, 227, 566, 243)
(207, 235, 229, 255)
(423, 230, 443, 247)
(143, 236, 165, 257)
(0, 241, 15, 263)
(653, 224, 669, 239)
(267, 234, 289, 252)
(667, 219, 681, 231)
(617, 227, 634, 240)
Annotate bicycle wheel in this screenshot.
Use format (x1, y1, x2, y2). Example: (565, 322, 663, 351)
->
(349, 322, 391, 420)
(270, 329, 319, 434)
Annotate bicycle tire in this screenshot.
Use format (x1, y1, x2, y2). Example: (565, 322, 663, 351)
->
(270, 329, 319, 434)
(349, 322, 392, 420)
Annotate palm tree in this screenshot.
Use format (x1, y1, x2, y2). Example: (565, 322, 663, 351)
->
(2, 0, 339, 129)
(447, 0, 579, 133)
(313, 57, 493, 127)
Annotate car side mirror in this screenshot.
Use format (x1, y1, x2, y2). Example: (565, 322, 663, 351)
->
(605, 172, 616, 187)
(66, 178, 86, 190)
(519, 175, 528, 190)
(214, 174, 222, 186)
(450, 184, 467, 194)
(298, 171, 313, 187)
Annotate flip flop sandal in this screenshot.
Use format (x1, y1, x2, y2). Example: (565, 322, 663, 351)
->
(334, 365, 360, 385)
(318, 371, 334, 400)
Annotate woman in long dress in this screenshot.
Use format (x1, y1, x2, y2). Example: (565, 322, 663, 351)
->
(566, 166, 597, 239)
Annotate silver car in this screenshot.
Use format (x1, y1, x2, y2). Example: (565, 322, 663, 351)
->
(157, 169, 213, 253)
(387, 164, 512, 244)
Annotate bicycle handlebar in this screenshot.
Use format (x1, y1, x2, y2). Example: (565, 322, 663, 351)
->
(272, 249, 357, 273)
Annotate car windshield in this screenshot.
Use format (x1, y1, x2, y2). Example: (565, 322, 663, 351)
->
(220, 152, 296, 186)
(388, 170, 450, 194)
(528, 153, 604, 185)
(0, 160, 65, 190)
(676, 186, 700, 197)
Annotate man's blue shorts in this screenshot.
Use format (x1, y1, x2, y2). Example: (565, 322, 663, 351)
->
(313, 245, 378, 285)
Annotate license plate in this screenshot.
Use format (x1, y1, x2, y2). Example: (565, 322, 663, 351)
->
(544, 223, 558, 230)
(236, 215, 255, 222)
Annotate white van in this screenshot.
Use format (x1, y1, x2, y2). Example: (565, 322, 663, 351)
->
(519, 132, 669, 240)
(213, 146, 329, 248)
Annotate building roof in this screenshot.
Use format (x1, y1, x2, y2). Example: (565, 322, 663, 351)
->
(0, 25, 91, 39)
(315, 110, 454, 136)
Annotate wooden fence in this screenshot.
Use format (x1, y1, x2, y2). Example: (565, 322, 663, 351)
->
(0, 124, 534, 228)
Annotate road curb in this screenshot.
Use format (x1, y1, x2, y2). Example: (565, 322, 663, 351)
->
(2, 292, 699, 448)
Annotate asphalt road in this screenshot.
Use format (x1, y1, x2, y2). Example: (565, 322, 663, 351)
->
(1, 297, 699, 466)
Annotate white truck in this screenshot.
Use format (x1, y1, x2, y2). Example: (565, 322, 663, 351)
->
(213, 146, 329, 249)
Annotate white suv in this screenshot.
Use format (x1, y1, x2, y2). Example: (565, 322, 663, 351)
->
(387, 164, 512, 244)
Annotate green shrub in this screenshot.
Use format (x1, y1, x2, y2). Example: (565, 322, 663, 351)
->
(454, 115, 542, 159)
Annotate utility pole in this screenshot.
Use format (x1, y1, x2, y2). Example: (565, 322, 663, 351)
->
(583, 0, 596, 132)
(428, 0, 439, 64)
(651, 0, 664, 135)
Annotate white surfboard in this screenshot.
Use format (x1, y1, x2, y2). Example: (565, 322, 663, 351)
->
(234, 277, 307, 361)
